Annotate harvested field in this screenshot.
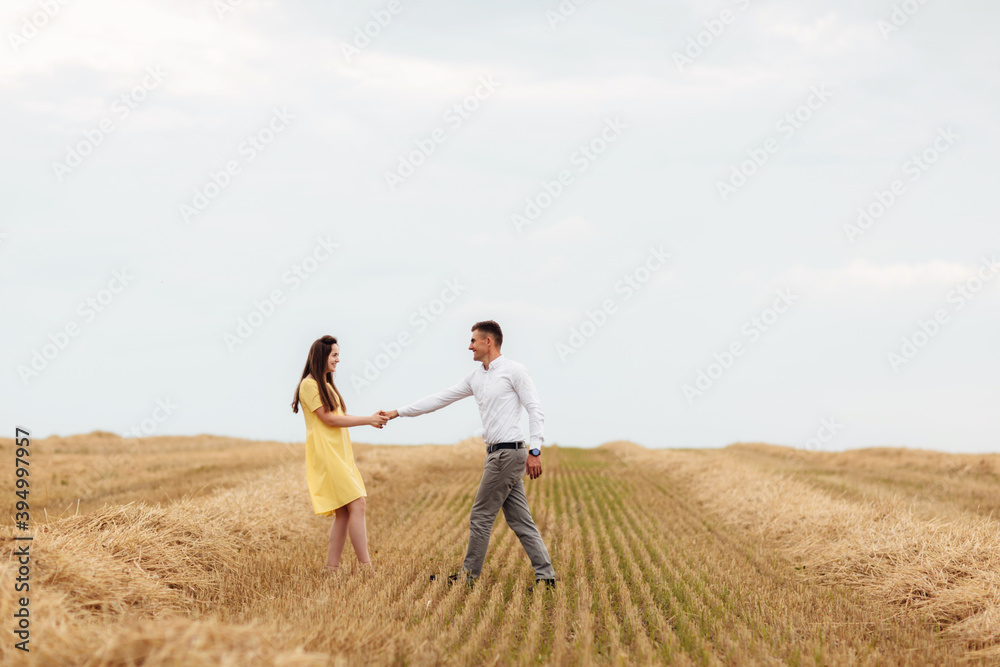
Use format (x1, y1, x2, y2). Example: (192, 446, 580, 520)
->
(1, 433, 997, 665)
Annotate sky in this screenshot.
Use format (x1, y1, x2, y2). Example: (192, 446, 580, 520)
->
(2, 0, 998, 453)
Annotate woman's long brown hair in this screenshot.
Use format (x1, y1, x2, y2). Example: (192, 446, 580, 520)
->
(291, 335, 347, 414)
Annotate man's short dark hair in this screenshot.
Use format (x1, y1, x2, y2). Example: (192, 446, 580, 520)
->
(472, 320, 503, 348)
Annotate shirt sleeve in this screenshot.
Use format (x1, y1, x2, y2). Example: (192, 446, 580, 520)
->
(299, 379, 322, 413)
(397, 373, 474, 417)
(511, 364, 545, 449)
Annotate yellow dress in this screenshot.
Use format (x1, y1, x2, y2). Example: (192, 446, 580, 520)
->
(298, 377, 367, 517)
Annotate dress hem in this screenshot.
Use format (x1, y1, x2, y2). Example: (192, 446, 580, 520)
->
(314, 491, 367, 517)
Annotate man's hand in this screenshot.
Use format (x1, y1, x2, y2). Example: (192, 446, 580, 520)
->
(526, 453, 542, 480)
(379, 410, 399, 420)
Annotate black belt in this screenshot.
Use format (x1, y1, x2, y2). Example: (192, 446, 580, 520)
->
(486, 441, 525, 454)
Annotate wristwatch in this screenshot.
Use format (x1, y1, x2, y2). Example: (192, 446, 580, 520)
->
(529, 448, 541, 457)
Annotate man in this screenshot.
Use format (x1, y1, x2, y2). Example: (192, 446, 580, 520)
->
(381, 320, 556, 588)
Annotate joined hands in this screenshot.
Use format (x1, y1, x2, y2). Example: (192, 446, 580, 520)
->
(370, 410, 398, 429)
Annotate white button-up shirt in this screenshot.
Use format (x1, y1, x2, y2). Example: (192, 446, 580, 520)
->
(396, 354, 545, 448)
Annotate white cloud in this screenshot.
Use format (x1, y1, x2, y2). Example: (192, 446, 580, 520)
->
(466, 215, 603, 252)
(329, 50, 511, 94)
(525, 215, 601, 248)
(736, 258, 996, 296)
(1, 0, 277, 98)
(528, 254, 570, 281)
(450, 297, 576, 322)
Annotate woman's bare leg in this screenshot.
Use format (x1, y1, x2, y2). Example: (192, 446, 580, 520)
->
(345, 496, 371, 565)
(326, 507, 350, 570)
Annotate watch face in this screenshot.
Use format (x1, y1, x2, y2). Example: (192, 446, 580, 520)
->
(530, 448, 541, 456)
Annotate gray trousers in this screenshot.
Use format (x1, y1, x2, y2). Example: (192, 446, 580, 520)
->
(462, 447, 555, 580)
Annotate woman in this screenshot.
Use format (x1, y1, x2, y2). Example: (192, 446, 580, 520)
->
(291, 335, 388, 573)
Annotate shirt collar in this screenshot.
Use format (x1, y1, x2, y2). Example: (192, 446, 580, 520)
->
(482, 353, 505, 371)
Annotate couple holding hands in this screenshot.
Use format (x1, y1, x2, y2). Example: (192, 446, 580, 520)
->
(291, 320, 556, 588)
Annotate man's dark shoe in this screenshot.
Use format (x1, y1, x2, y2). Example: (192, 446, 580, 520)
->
(530, 578, 556, 592)
(446, 573, 474, 589)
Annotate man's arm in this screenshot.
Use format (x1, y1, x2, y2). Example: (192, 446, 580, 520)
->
(385, 373, 474, 419)
(511, 364, 545, 449)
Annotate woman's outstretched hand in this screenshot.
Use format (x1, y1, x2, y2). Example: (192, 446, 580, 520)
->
(369, 412, 389, 429)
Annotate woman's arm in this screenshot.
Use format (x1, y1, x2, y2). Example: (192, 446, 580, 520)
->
(313, 404, 387, 429)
